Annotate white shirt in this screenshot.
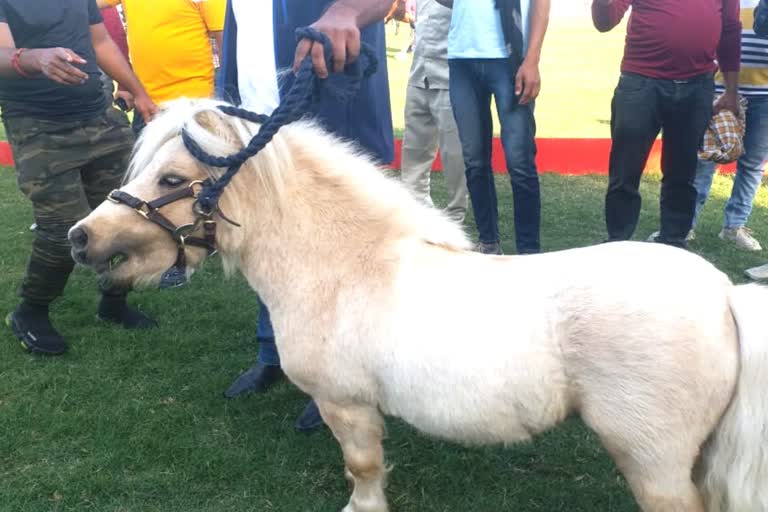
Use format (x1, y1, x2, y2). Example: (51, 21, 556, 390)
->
(448, 0, 531, 59)
(233, 0, 280, 114)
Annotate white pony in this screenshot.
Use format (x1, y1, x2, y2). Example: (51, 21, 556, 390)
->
(70, 99, 768, 512)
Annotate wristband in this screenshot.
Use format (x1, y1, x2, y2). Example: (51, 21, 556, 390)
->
(12, 48, 33, 79)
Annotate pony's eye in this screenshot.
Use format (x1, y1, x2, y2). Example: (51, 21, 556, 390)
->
(159, 175, 186, 187)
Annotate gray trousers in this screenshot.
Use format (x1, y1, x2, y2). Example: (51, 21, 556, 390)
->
(401, 85, 468, 223)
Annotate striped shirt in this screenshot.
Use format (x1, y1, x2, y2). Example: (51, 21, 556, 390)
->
(716, 0, 768, 95)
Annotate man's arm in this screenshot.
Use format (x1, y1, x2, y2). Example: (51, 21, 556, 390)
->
(715, 0, 742, 113)
(591, 0, 631, 32)
(516, 0, 550, 105)
(294, 0, 394, 78)
(717, 71, 740, 113)
(90, 22, 157, 122)
(0, 22, 90, 84)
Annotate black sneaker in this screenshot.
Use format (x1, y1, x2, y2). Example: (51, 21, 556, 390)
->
(474, 241, 503, 255)
(294, 399, 325, 433)
(97, 295, 157, 329)
(223, 362, 284, 398)
(5, 305, 68, 355)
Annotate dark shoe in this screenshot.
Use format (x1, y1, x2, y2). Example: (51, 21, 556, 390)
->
(294, 399, 325, 432)
(647, 230, 695, 244)
(474, 241, 503, 255)
(646, 232, 688, 250)
(5, 303, 68, 355)
(223, 362, 284, 398)
(97, 294, 157, 329)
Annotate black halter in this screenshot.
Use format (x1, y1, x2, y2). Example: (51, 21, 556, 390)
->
(107, 180, 218, 288)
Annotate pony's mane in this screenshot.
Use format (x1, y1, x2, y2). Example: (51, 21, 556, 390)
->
(127, 98, 471, 252)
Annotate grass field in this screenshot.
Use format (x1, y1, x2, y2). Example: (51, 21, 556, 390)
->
(1, 163, 767, 511)
(2, 11, 766, 512)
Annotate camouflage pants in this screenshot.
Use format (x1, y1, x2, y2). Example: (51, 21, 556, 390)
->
(4, 107, 135, 305)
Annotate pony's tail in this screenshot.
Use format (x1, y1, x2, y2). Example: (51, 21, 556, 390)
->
(697, 283, 768, 511)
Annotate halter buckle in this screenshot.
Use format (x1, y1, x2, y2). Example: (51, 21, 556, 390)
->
(189, 180, 205, 197)
(135, 203, 152, 219)
(173, 221, 200, 244)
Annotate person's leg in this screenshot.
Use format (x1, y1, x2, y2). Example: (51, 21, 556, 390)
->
(723, 96, 768, 230)
(692, 158, 716, 228)
(250, 300, 323, 431)
(657, 77, 713, 247)
(255, 301, 280, 366)
(4, 117, 99, 354)
(401, 84, 439, 208)
(433, 88, 468, 224)
(449, 59, 498, 249)
(80, 108, 156, 328)
(250, 299, 324, 431)
(605, 73, 662, 241)
(224, 297, 283, 398)
(486, 59, 540, 254)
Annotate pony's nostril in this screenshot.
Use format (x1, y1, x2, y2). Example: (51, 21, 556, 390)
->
(69, 226, 88, 250)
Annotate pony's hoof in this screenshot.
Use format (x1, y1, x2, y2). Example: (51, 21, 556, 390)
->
(341, 503, 388, 512)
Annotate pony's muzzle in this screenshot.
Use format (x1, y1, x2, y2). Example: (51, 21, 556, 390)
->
(69, 225, 89, 264)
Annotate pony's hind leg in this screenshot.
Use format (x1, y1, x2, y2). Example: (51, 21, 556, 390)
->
(587, 416, 707, 512)
(317, 400, 389, 512)
(576, 379, 717, 511)
(611, 450, 705, 512)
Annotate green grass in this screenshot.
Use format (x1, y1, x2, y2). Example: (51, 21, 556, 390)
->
(1, 165, 766, 511)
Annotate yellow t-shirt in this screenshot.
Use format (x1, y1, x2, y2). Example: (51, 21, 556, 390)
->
(105, 0, 225, 103)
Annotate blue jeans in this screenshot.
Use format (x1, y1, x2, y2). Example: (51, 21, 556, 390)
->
(694, 95, 768, 229)
(448, 58, 540, 254)
(605, 73, 713, 246)
(256, 298, 280, 366)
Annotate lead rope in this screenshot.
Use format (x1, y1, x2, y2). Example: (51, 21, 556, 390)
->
(182, 27, 378, 218)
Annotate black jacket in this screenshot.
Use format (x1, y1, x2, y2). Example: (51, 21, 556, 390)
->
(495, 0, 524, 64)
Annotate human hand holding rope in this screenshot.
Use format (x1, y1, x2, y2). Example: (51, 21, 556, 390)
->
(292, 0, 392, 78)
(294, 5, 360, 79)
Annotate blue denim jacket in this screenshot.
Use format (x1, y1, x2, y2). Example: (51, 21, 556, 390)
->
(756, 0, 768, 38)
(217, 0, 394, 164)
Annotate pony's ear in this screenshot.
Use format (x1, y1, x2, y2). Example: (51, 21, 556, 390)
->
(193, 109, 225, 135)
(192, 108, 244, 148)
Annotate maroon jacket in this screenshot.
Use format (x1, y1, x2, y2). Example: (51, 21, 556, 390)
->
(100, 6, 128, 61)
(592, 0, 741, 80)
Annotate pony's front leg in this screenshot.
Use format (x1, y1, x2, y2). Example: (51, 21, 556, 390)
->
(317, 401, 389, 512)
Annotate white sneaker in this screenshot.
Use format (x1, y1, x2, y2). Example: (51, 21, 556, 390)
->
(646, 230, 696, 243)
(745, 263, 768, 281)
(719, 227, 762, 252)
